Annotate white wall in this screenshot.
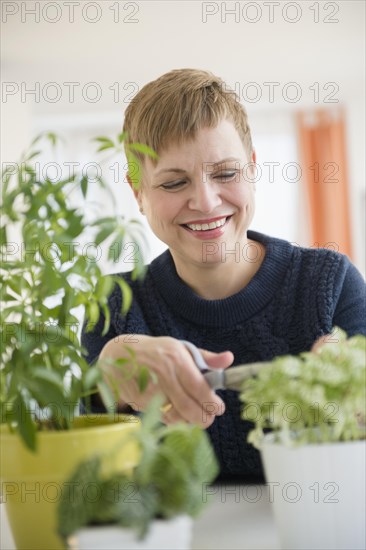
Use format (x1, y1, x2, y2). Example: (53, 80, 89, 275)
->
(2, 0, 365, 273)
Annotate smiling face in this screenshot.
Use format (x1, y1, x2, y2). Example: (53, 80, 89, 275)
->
(134, 119, 256, 275)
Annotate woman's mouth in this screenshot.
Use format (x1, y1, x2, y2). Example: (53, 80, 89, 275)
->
(185, 216, 227, 231)
(181, 216, 232, 239)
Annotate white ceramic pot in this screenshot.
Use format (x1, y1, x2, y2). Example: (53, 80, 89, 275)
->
(72, 515, 193, 550)
(261, 434, 366, 550)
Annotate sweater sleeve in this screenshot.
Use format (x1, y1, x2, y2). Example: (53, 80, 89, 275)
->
(333, 260, 366, 336)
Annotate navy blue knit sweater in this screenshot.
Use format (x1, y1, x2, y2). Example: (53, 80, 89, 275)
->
(82, 230, 366, 480)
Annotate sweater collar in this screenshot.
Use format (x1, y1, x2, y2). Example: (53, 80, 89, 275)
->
(149, 230, 293, 327)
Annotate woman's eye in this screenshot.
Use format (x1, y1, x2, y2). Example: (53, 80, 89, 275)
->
(215, 171, 239, 181)
(161, 180, 186, 190)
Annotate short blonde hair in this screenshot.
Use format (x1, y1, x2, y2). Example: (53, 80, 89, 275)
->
(123, 68, 253, 163)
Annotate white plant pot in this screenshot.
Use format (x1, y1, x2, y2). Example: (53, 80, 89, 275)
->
(261, 434, 366, 550)
(71, 515, 193, 550)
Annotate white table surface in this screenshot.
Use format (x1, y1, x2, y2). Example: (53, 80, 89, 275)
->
(1, 484, 280, 550)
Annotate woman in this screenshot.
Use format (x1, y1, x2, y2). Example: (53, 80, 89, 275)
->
(82, 69, 366, 479)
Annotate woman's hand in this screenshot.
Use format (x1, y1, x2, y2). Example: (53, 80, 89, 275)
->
(99, 335, 234, 428)
(311, 333, 333, 352)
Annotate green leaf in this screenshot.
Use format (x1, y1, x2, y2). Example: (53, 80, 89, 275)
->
(97, 380, 116, 413)
(58, 456, 101, 540)
(26, 377, 72, 428)
(126, 151, 141, 190)
(115, 277, 132, 315)
(4, 279, 22, 298)
(128, 143, 158, 160)
(90, 216, 118, 226)
(96, 276, 114, 300)
(24, 150, 41, 161)
(95, 226, 113, 246)
(96, 143, 115, 152)
(137, 366, 150, 393)
(94, 137, 115, 145)
(14, 394, 37, 452)
(114, 483, 158, 539)
(87, 302, 100, 325)
(139, 395, 164, 434)
(108, 234, 125, 263)
(84, 365, 102, 391)
(31, 367, 64, 386)
(29, 133, 44, 147)
(93, 136, 115, 153)
(117, 131, 127, 144)
(149, 448, 189, 515)
(46, 132, 58, 147)
(101, 303, 111, 337)
(80, 175, 88, 198)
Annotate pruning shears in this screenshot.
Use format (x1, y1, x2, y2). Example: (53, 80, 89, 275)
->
(181, 340, 271, 391)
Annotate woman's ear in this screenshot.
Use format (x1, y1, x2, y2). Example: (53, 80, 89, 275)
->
(126, 174, 144, 214)
(245, 149, 257, 189)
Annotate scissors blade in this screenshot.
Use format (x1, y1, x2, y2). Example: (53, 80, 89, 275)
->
(203, 362, 273, 391)
(181, 340, 271, 392)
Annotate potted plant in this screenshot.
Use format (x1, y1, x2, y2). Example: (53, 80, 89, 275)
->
(240, 329, 366, 550)
(0, 132, 155, 549)
(57, 397, 219, 550)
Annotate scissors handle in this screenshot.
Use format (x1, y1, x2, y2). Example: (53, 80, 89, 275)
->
(180, 340, 210, 371)
(180, 340, 226, 390)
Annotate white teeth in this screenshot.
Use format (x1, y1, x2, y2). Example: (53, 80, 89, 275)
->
(186, 217, 227, 231)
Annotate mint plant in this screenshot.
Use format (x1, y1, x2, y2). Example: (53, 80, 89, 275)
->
(240, 329, 366, 448)
(57, 397, 219, 542)
(0, 132, 155, 451)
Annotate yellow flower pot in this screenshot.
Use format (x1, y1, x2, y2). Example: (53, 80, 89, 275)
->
(0, 414, 140, 550)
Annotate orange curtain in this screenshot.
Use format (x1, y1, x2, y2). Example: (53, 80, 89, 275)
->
(297, 109, 352, 258)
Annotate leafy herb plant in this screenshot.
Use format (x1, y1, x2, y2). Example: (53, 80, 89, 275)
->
(240, 329, 366, 448)
(0, 132, 156, 451)
(57, 398, 219, 542)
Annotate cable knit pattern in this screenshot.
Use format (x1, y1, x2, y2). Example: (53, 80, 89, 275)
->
(81, 230, 366, 480)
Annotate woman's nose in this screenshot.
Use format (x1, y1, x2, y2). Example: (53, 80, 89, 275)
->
(187, 181, 222, 213)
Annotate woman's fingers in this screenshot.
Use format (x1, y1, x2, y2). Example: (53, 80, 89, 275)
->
(153, 340, 227, 425)
(174, 360, 225, 423)
(311, 334, 332, 352)
(198, 348, 234, 369)
(161, 401, 218, 428)
(99, 335, 231, 426)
